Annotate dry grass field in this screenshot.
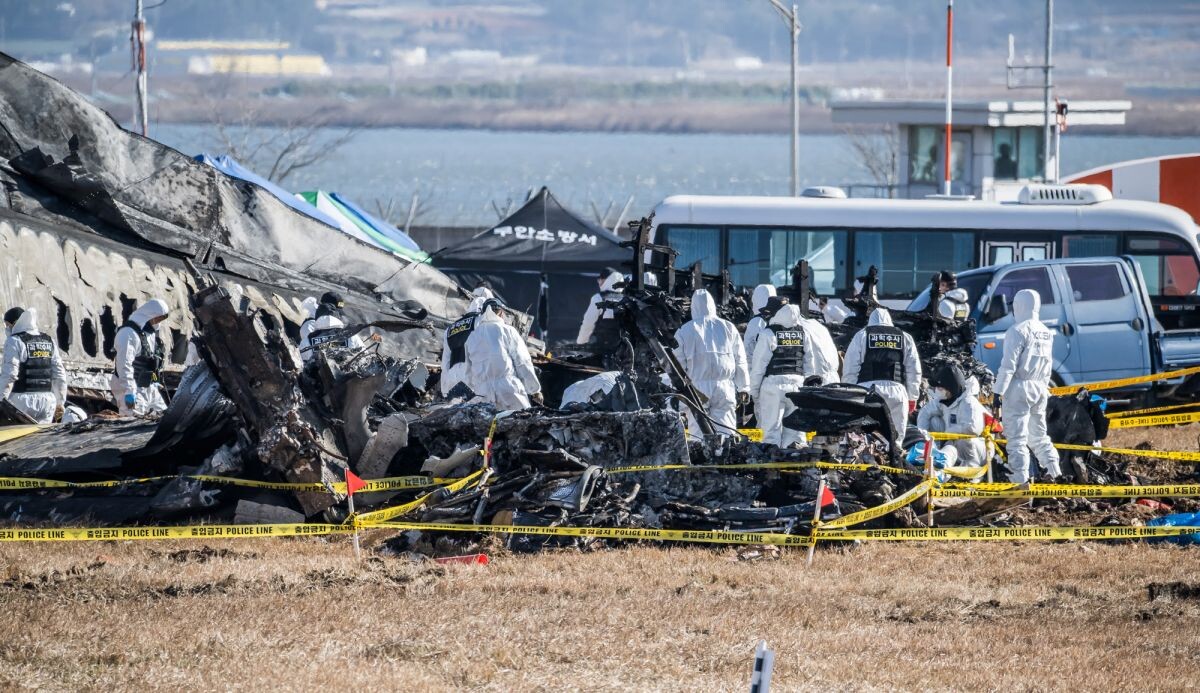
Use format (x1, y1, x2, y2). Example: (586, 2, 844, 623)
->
(0, 424, 1196, 690)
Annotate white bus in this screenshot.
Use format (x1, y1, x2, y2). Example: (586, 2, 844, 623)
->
(649, 185, 1200, 329)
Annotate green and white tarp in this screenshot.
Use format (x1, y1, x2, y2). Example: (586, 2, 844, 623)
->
(297, 190, 428, 263)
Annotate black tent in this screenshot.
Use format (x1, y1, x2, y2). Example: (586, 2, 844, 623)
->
(434, 187, 630, 344)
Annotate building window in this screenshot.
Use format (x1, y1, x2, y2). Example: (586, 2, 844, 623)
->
(993, 127, 1044, 180)
(854, 230, 973, 298)
(726, 228, 848, 294)
(663, 225, 721, 274)
(908, 126, 940, 183)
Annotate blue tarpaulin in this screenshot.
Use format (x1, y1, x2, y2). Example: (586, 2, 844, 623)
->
(194, 153, 344, 229)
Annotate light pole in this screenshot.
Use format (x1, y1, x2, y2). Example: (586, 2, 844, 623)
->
(131, 0, 148, 136)
(766, 1, 801, 196)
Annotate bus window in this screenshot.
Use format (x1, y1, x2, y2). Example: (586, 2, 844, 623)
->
(854, 231, 973, 298)
(727, 227, 847, 294)
(663, 225, 721, 274)
(1062, 234, 1119, 258)
(1125, 234, 1200, 297)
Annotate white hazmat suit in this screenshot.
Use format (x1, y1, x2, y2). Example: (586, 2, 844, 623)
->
(742, 284, 777, 361)
(842, 308, 922, 448)
(0, 309, 68, 423)
(748, 305, 812, 447)
(918, 367, 986, 467)
(995, 289, 1062, 483)
(576, 271, 623, 345)
(111, 299, 170, 416)
(299, 313, 366, 363)
(465, 304, 541, 410)
(673, 290, 749, 438)
(440, 296, 488, 396)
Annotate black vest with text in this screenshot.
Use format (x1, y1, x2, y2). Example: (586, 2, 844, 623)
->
(122, 321, 165, 388)
(859, 325, 906, 383)
(765, 324, 805, 377)
(445, 312, 478, 368)
(307, 327, 349, 352)
(12, 332, 54, 393)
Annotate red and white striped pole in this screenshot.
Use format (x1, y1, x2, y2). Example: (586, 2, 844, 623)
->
(943, 0, 954, 196)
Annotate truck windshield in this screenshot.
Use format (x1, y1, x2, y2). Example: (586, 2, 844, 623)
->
(906, 271, 994, 313)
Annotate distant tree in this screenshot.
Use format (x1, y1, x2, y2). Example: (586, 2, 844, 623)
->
(844, 125, 900, 195)
(202, 74, 360, 186)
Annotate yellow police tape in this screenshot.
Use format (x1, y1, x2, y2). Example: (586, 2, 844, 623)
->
(815, 525, 1200, 542)
(929, 431, 1200, 462)
(1049, 365, 1200, 396)
(352, 469, 485, 526)
(372, 521, 817, 547)
(934, 482, 1200, 499)
(0, 523, 352, 542)
(1109, 402, 1200, 419)
(2, 519, 1196, 544)
(0, 474, 454, 494)
(1107, 411, 1200, 429)
(817, 479, 935, 529)
(738, 428, 764, 442)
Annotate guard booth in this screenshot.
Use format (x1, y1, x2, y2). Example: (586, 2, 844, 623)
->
(830, 99, 1131, 201)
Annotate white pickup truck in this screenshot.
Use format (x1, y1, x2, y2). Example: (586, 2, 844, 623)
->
(908, 256, 1200, 401)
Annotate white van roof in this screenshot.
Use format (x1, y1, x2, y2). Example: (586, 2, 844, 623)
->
(651, 194, 1199, 237)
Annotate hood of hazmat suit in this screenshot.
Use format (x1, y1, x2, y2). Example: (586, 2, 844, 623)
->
(743, 285, 779, 364)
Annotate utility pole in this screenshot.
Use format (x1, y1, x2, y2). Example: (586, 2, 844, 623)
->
(943, 0, 953, 196)
(131, 0, 148, 136)
(1006, 0, 1056, 182)
(1042, 0, 1055, 182)
(766, 1, 801, 196)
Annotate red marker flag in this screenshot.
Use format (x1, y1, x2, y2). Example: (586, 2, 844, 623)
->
(819, 485, 836, 508)
(345, 469, 367, 496)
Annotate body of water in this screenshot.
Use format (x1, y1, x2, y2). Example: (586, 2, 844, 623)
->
(154, 124, 1200, 228)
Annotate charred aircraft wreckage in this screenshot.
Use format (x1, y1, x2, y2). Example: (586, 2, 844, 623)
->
(0, 54, 1133, 552)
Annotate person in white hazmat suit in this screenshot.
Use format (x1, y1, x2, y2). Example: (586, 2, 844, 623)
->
(111, 299, 171, 416)
(465, 300, 543, 410)
(576, 270, 624, 347)
(673, 289, 750, 439)
(440, 296, 488, 397)
(747, 305, 807, 447)
(842, 307, 922, 448)
(299, 306, 367, 363)
(0, 307, 68, 423)
(917, 363, 986, 467)
(742, 284, 777, 361)
(749, 304, 842, 446)
(995, 288, 1062, 483)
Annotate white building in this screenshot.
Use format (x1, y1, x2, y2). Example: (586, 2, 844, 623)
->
(831, 99, 1131, 201)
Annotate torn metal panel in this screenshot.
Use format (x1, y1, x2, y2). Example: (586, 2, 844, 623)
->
(190, 279, 346, 516)
(0, 419, 157, 476)
(0, 53, 471, 334)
